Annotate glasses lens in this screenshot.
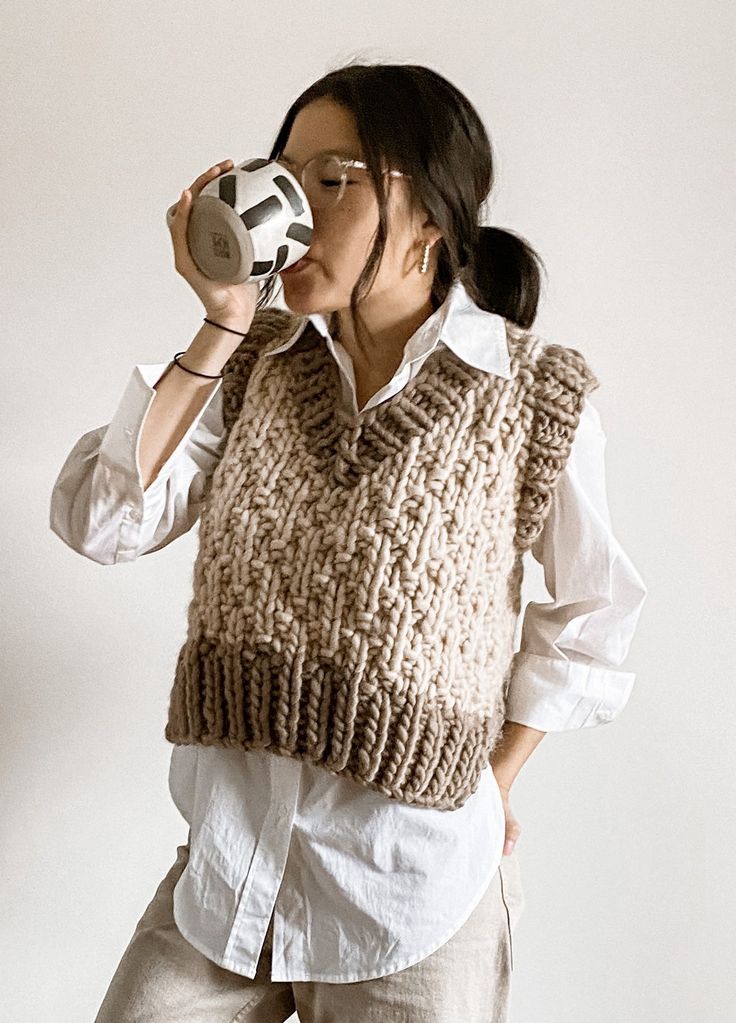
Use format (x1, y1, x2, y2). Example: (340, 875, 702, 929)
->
(302, 154, 346, 210)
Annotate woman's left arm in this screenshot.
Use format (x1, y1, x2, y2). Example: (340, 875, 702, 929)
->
(491, 397, 648, 798)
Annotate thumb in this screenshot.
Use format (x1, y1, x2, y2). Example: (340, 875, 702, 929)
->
(503, 815, 521, 856)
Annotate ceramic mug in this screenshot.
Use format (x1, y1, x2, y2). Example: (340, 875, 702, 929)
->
(165, 158, 313, 285)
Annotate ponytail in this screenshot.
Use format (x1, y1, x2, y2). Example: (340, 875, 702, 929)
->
(467, 226, 546, 330)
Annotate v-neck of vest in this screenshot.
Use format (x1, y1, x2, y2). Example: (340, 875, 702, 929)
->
(262, 318, 511, 489)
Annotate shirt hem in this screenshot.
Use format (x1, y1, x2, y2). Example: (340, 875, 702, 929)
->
(269, 864, 501, 983)
(173, 865, 501, 982)
(171, 906, 258, 979)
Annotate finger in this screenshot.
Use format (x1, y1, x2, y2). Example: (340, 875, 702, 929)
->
(169, 190, 190, 226)
(169, 159, 234, 235)
(188, 159, 234, 196)
(503, 821, 521, 855)
(505, 819, 521, 840)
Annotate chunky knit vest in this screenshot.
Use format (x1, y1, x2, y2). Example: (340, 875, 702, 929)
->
(164, 307, 599, 810)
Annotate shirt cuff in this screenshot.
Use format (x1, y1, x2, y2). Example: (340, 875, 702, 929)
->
(97, 362, 223, 489)
(504, 650, 636, 730)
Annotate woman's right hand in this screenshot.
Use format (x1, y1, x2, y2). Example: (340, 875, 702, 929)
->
(167, 159, 261, 333)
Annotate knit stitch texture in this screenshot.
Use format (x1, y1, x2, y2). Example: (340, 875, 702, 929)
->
(164, 307, 599, 809)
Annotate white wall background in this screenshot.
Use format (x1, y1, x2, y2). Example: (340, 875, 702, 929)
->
(3, 1, 734, 1020)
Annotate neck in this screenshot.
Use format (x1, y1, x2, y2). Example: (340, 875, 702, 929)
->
(330, 289, 439, 375)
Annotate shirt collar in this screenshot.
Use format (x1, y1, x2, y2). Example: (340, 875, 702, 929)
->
(263, 278, 512, 378)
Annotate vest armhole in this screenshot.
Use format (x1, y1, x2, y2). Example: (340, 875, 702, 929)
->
(514, 341, 601, 553)
(220, 307, 300, 433)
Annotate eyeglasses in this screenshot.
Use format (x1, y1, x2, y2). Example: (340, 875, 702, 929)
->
(275, 152, 410, 210)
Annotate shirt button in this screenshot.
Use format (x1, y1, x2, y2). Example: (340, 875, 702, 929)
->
(127, 507, 141, 524)
(124, 427, 133, 439)
(597, 708, 614, 722)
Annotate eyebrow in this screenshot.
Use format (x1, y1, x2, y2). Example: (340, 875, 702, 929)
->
(279, 148, 363, 165)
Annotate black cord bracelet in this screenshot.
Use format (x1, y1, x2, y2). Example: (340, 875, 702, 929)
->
(172, 352, 224, 379)
(203, 317, 249, 337)
(170, 317, 248, 379)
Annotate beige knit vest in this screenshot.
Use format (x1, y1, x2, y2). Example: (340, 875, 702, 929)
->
(164, 307, 599, 810)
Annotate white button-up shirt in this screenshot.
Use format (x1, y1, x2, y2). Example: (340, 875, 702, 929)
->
(49, 280, 647, 981)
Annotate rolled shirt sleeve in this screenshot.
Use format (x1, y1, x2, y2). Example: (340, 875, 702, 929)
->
(505, 399, 648, 731)
(49, 364, 225, 565)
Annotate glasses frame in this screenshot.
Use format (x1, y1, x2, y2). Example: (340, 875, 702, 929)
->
(277, 153, 411, 208)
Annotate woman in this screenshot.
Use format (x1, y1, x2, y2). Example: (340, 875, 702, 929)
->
(50, 62, 647, 1022)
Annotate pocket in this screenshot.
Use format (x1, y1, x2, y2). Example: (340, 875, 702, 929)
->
(154, 843, 191, 899)
(134, 843, 191, 933)
(498, 847, 525, 971)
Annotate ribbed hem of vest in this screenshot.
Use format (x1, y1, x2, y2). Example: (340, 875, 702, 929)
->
(164, 639, 505, 812)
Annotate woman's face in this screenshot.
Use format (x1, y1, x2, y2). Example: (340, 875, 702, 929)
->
(276, 98, 433, 318)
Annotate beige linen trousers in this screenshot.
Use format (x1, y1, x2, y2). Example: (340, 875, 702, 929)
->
(94, 840, 525, 1022)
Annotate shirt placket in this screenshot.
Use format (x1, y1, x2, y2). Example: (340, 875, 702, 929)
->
(223, 755, 301, 969)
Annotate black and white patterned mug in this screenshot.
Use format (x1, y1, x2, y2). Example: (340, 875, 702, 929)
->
(165, 158, 313, 285)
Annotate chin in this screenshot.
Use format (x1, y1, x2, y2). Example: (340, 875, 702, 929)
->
(280, 280, 327, 315)
(281, 292, 315, 315)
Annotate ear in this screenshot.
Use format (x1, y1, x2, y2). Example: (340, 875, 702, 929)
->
(415, 210, 443, 248)
(423, 224, 444, 247)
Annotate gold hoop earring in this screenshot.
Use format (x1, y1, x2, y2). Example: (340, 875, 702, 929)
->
(419, 242, 431, 274)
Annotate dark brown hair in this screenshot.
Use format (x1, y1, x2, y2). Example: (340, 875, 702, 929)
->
(256, 61, 546, 335)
